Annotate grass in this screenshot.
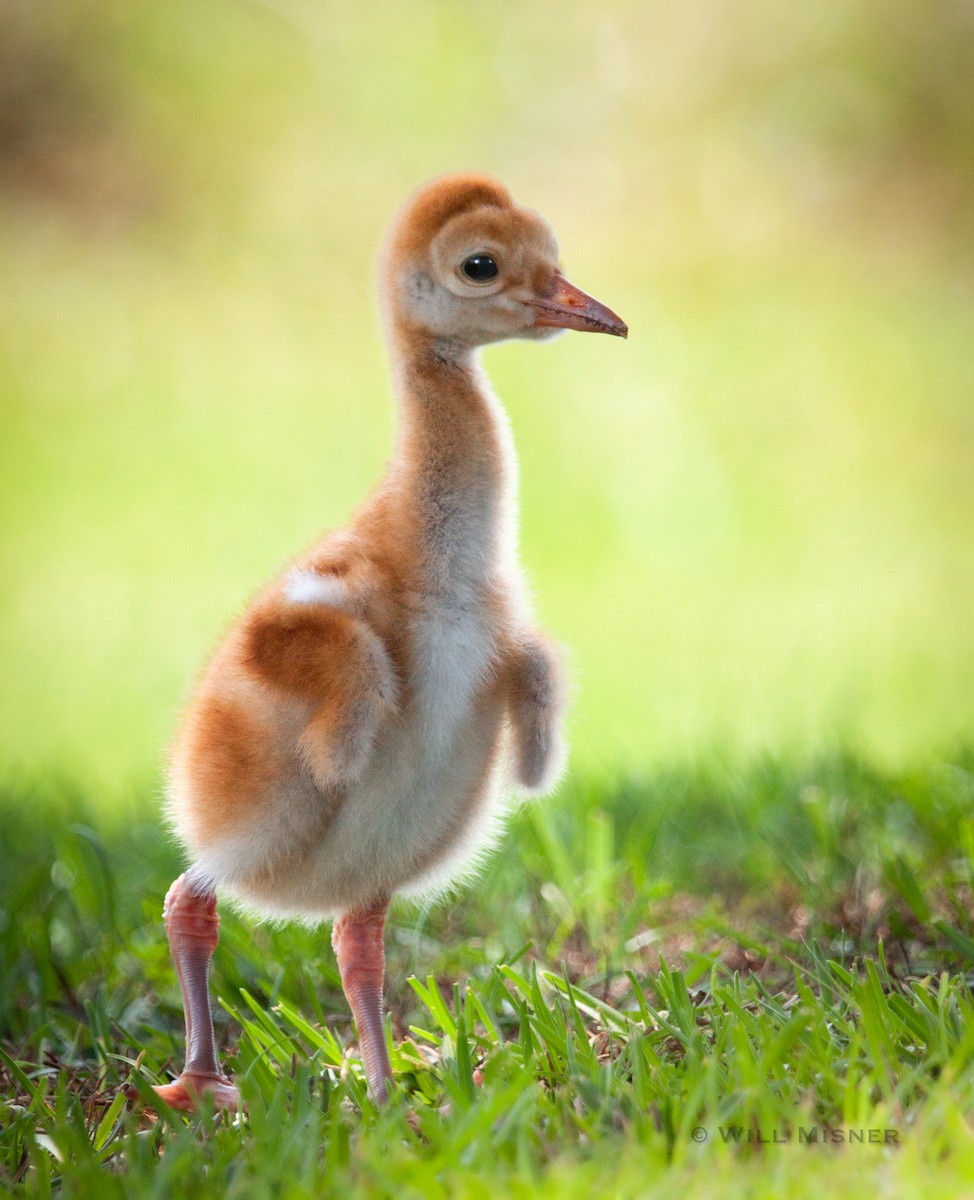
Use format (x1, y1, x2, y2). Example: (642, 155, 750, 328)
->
(4, 752, 974, 1196)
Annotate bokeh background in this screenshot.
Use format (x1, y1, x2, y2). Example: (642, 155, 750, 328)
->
(2, 0, 973, 799)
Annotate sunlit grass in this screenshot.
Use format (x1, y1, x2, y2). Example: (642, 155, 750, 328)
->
(4, 753, 974, 1196)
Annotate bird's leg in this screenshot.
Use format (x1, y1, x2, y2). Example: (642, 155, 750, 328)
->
(151, 870, 240, 1113)
(332, 898, 393, 1104)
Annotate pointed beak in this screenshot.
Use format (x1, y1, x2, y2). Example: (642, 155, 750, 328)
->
(529, 273, 628, 339)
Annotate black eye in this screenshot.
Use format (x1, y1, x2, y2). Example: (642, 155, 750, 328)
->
(461, 254, 499, 282)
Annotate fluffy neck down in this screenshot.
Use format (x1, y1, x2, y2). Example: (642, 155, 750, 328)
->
(383, 326, 520, 590)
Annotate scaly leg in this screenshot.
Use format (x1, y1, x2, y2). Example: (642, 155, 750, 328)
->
(152, 870, 240, 1113)
(332, 899, 393, 1103)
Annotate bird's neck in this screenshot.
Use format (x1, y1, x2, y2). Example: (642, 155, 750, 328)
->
(383, 326, 519, 585)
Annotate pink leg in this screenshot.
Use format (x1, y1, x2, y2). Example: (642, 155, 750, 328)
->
(332, 899, 393, 1103)
(151, 871, 240, 1113)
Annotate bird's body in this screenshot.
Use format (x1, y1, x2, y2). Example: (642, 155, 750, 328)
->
(168, 356, 531, 918)
(152, 173, 626, 1112)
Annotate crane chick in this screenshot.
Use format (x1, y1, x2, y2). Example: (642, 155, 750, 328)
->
(152, 173, 627, 1111)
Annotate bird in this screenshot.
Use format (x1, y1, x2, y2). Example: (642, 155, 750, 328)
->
(150, 172, 627, 1113)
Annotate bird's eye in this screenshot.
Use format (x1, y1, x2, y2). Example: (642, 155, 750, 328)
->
(460, 254, 499, 283)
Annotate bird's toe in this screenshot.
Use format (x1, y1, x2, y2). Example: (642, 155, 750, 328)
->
(151, 1073, 240, 1114)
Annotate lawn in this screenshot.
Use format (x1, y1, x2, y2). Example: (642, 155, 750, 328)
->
(3, 753, 974, 1197)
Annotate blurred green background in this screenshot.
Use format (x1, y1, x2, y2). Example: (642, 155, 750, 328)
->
(2, 0, 973, 797)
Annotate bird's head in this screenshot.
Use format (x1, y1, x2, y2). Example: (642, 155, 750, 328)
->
(381, 173, 627, 349)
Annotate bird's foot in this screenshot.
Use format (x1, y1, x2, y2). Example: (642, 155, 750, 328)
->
(151, 1072, 240, 1114)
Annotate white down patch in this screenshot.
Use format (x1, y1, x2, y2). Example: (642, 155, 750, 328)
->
(411, 595, 496, 756)
(284, 568, 349, 608)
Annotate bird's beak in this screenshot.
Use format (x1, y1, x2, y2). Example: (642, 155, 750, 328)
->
(529, 273, 628, 339)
